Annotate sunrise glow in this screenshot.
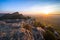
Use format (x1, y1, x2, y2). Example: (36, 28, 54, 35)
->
(43, 9, 51, 14)
(42, 6, 53, 15)
(0, 0, 60, 15)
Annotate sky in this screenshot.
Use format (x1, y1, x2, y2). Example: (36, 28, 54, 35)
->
(0, 0, 60, 14)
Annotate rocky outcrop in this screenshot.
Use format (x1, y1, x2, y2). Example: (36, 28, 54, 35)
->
(32, 27, 45, 40)
(0, 12, 26, 20)
(0, 13, 60, 40)
(0, 21, 45, 40)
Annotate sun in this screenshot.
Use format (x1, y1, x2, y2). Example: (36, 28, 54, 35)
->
(43, 10, 50, 14)
(29, 6, 53, 15)
(41, 6, 53, 15)
(43, 8, 52, 15)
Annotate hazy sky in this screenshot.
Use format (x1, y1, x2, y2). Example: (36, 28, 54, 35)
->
(0, 0, 60, 14)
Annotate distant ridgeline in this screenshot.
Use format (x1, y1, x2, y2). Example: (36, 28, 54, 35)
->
(0, 12, 31, 20)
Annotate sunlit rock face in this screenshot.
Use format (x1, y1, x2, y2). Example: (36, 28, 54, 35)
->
(0, 26, 34, 40)
(0, 21, 45, 40)
(17, 28, 34, 40)
(32, 27, 45, 40)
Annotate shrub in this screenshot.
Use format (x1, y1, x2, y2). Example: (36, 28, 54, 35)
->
(46, 27, 54, 33)
(33, 21, 45, 28)
(44, 30, 57, 40)
(23, 24, 32, 32)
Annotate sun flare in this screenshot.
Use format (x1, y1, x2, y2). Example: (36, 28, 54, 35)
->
(43, 10, 50, 14)
(43, 6, 52, 15)
(30, 6, 53, 15)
